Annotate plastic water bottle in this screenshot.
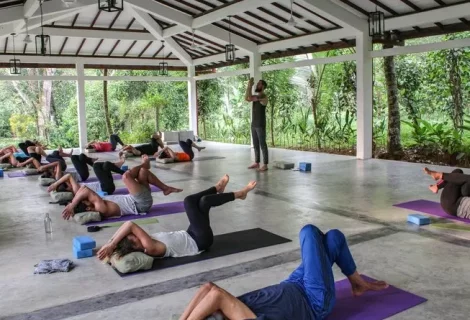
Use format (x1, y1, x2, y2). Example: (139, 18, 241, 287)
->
(44, 213, 52, 234)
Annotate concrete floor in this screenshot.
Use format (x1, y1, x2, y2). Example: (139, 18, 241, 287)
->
(1, 142, 470, 320)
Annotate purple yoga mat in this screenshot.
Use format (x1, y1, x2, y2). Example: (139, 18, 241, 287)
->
(112, 185, 161, 195)
(84, 201, 185, 226)
(7, 171, 30, 178)
(394, 199, 470, 223)
(328, 275, 427, 320)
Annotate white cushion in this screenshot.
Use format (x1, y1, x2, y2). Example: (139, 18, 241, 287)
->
(39, 177, 56, 186)
(23, 168, 39, 175)
(110, 252, 154, 273)
(73, 211, 101, 225)
(0, 163, 12, 169)
(50, 191, 74, 202)
(155, 157, 174, 164)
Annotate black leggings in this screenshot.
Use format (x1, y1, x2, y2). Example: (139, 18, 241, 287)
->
(135, 138, 161, 155)
(184, 187, 235, 251)
(92, 161, 125, 195)
(440, 169, 470, 215)
(109, 134, 125, 151)
(179, 139, 194, 160)
(46, 151, 67, 171)
(71, 153, 95, 181)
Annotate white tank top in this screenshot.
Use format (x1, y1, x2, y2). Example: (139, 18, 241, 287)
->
(151, 231, 200, 258)
(103, 195, 138, 216)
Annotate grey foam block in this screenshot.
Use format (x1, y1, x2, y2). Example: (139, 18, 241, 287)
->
(273, 161, 295, 169)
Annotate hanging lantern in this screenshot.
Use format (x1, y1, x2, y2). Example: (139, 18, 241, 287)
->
(98, 0, 123, 12)
(9, 33, 21, 75)
(368, 9, 385, 39)
(35, 1, 51, 55)
(35, 34, 51, 56)
(225, 16, 235, 62)
(159, 40, 168, 76)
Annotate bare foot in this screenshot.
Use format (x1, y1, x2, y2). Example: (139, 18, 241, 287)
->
(197, 146, 206, 152)
(248, 163, 259, 169)
(350, 274, 389, 297)
(429, 184, 439, 194)
(236, 181, 257, 200)
(258, 165, 268, 172)
(215, 174, 230, 193)
(163, 186, 183, 196)
(423, 167, 442, 180)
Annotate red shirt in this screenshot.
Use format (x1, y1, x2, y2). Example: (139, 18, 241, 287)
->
(175, 152, 191, 162)
(93, 142, 112, 152)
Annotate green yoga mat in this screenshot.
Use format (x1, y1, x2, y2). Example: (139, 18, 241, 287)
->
(430, 223, 470, 232)
(100, 218, 159, 228)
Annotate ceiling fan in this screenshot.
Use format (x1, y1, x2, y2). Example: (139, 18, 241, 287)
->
(189, 29, 212, 51)
(268, 0, 312, 28)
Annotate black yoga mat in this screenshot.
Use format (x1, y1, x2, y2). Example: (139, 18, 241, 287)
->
(116, 228, 291, 276)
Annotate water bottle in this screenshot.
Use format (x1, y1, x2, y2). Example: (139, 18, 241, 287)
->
(44, 213, 52, 234)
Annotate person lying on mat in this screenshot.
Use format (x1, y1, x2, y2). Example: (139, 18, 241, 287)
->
(5, 145, 72, 171)
(425, 167, 470, 219)
(48, 155, 127, 195)
(96, 174, 256, 261)
(155, 139, 205, 162)
(0, 145, 18, 164)
(119, 133, 164, 157)
(86, 134, 126, 152)
(61, 155, 182, 220)
(176, 224, 388, 320)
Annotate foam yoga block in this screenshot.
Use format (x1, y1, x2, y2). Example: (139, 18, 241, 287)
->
(0, 163, 11, 169)
(407, 214, 431, 225)
(97, 191, 108, 197)
(121, 165, 128, 171)
(73, 247, 93, 259)
(23, 168, 39, 175)
(299, 162, 312, 172)
(273, 161, 295, 170)
(38, 177, 56, 186)
(0, 169, 3, 177)
(73, 236, 96, 250)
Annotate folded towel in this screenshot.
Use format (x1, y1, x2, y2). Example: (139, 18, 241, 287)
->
(34, 259, 75, 274)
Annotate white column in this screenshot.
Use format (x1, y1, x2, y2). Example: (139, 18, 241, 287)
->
(356, 33, 373, 160)
(76, 62, 87, 150)
(188, 65, 198, 136)
(249, 52, 261, 146)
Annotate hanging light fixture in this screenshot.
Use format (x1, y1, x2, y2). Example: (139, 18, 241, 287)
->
(98, 0, 123, 12)
(225, 16, 235, 62)
(10, 33, 21, 75)
(368, 6, 385, 40)
(159, 40, 168, 76)
(23, 18, 32, 43)
(35, 0, 51, 55)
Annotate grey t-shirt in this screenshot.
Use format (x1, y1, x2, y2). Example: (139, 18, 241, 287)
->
(251, 100, 267, 128)
(457, 197, 470, 219)
(103, 195, 139, 216)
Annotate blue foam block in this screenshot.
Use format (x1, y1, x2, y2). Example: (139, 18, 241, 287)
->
(121, 165, 128, 171)
(407, 214, 431, 226)
(0, 169, 3, 178)
(299, 162, 312, 172)
(97, 191, 108, 197)
(72, 246, 93, 259)
(73, 235, 96, 250)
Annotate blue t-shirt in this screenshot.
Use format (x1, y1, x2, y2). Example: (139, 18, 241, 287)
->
(237, 282, 316, 320)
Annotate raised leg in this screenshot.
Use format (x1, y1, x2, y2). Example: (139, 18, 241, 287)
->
(71, 155, 90, 181)
(179, 140, 194, 160)
(93, 162, 116, 194)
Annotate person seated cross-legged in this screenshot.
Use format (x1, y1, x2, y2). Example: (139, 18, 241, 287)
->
(155, 139, 205, 162)
(61, 155, 182, 220)
(120, 133, 164, 157)
(177, 225, 388, 320)
(96, 175, 256, 260)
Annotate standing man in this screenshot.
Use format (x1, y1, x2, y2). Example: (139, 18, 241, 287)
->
(245, 77, 269, 171)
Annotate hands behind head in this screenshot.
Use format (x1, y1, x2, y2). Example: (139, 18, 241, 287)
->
(97, 243, 116, 260)
(62, 204, 75, 220)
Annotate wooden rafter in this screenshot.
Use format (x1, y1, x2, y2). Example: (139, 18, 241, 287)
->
(92, 39, 104, 56)
(108, 40, 120, 56)
(109, 11, 122, 29)
(75, 39, 87, 56)
(123, 40, 137, 57)
(138, 41, 153, 57)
